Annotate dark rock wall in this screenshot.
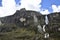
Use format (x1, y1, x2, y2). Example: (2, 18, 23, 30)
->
(0, 8, 45, 27)
(46, 12, 60, 38)
(0, 8, 60, 40)
(48, 12, 60, 24)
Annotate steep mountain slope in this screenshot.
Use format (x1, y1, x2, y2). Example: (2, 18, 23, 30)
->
(0, 8, 60, 40)
(0, 8, 45, 27)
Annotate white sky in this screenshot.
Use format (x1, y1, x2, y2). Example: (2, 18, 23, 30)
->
(52, 5, 60, 12)
(0, 0, 60, 17)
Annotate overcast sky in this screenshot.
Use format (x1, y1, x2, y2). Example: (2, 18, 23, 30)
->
(0, 0, 60, 17)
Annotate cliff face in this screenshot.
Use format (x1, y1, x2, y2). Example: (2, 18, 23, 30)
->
(0, 8, 45, 27)
(48, 12, 60, 24)
(46, 12, 60, 39)
(0, 8, 46, 40)
(0, 8, 60, 40)
(47, 12, 60, 31)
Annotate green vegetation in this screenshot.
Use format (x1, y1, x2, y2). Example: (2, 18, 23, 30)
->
(0, 23, 60, 40)
(0, 24, 44, 40)
(0, 11, 60, 40)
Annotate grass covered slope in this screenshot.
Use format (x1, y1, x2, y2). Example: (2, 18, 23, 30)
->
(0, 24, 44, 40)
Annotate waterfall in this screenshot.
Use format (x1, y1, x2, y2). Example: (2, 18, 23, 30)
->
(45, 15, 49, 25)
(44, 33, 49, 38)
(43, 15, 49, 38)
(43, 25, 46, 32)
(43, 15, 49, 32)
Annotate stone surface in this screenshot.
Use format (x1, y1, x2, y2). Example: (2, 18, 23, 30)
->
(0, 8, 60, 40)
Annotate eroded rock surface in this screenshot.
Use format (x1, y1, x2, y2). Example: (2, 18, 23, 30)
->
(0, 8, 60, 40)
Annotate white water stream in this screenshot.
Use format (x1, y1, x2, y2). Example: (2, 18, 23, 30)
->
(44, 15, 49, 38)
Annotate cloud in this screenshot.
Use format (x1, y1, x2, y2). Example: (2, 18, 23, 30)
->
(0, 0, 50, 17)
(0, 0, 42, 17)
(0, 0, 16, 17)
(17, 0, 41, 11)
(40, 9, 50, 15)
(52, 5, 60, 12)
(18, 0, 50, 15)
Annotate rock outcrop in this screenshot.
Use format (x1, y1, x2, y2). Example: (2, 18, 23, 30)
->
(0, 8, 45, 27)
(0, 8, 60, 40)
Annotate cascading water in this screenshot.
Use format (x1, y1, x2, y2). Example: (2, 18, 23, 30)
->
(45, 15, 49, 25)
(43, 15, 49, 32)
(43, 25, 46, 32)
(34, 14, 49, 38)
(43, 15, 49, 38)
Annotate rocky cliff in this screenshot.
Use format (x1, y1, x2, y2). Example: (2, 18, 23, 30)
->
(0, 8, 45, 27)
(0, 8, 60, 40)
